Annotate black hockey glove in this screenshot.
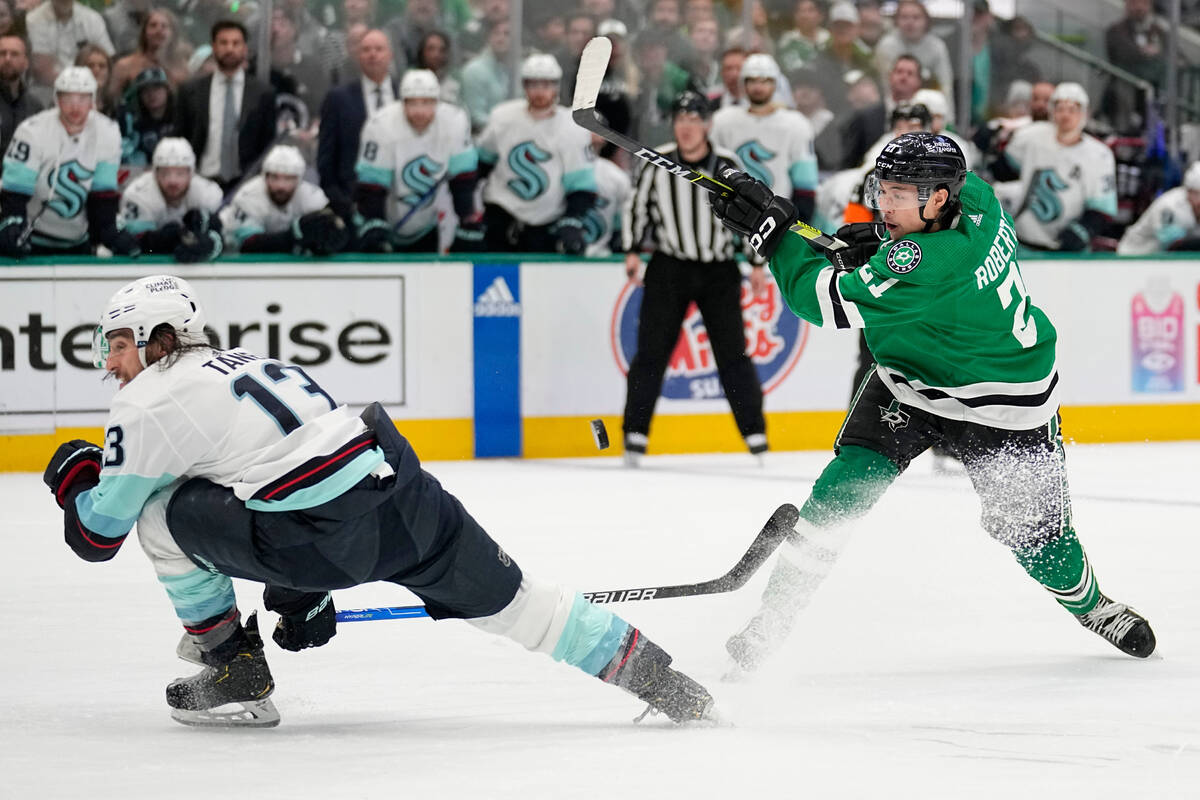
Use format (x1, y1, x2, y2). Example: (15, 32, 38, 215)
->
(44, 440, 103, 508)
(104, 228, 143, 257)
(710, 167, 796, 260)
(829, 222, 887, 272)
(1057, 222, 1089, 252)
(295, 208, 350, 255)
(0, 215, 30, 258)
(1168, 235, 1200, 251)
(182, 207, 219, 237)
(264, 587, 337, 651)
(553, 216, 587, 256)
(356, 217, 393, 253)
(451, 215, 486, 252)
(174, 228, 223, 263)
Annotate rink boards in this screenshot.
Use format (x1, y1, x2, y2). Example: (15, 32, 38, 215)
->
(2, 255, 1198, 470)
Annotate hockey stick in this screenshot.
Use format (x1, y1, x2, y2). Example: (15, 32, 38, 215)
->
(335, 502, 800, 622)
(571, 36, 846, 253)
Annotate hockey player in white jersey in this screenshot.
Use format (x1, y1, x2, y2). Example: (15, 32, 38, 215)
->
(1117, 161, 1200, 254)
(354, 69, 480, 253)
(119, 138, 225, 262)
(0, 67, 140, 258)
(586, 125, 632, 256)
(710, 53, 818, 224)
(477, 53, 597, 254)
(219, 144, 350, 254)
(43, 274, 719, 728)
(996, 82, 1117, 251)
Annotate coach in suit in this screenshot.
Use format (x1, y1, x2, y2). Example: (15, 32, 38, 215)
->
(317, 29, 397, 221)
(175, 20, 277, 190)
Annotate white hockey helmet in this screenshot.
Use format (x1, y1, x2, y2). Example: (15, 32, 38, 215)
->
(1184, 161, 1200, 192)
(400, 69, 440, 99)
(262, 144, 307, 177)
(54, 65, 97, 97)
(152, 137, 196, 170)
(1050, 81, 1089, 113)
(521, 53, 562, 82)
(94, 275, 208, 368)
(740, 53, 779, 82)
(912, 88, 948, 119)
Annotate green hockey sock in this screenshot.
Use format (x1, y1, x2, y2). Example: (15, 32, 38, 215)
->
(1013, 529, 1100, 614)
(799, 445, 899, 527)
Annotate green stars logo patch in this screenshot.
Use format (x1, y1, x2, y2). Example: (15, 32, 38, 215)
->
(886, 240, 922, 274)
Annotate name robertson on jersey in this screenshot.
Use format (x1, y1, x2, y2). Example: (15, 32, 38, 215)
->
(973, 215, 1020, 289)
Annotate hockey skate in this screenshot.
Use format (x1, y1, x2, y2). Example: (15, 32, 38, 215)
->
(167, 612, 280, 728)
(601, 629, 717, 724)
(623, 433, 647, 468)
(724, 605, 796, 679)
(1076, 593, 1156, 658)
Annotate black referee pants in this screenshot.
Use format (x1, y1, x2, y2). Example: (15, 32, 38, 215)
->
(623, 253, 765, 441)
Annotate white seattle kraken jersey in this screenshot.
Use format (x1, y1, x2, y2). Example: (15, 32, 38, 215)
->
(1, 108, 121, 248)
(586, 157, 632, 256)
(118, 171, 224, 234)
(478, 100, 596, 226)
(1117, 186, 1200, 255)
(710, 105, 818, 198)
(219, 176, 329, 248)
(76, 348, 385, 539)
(1001, 122, 1117, 249)
(355, 102, 476, 242)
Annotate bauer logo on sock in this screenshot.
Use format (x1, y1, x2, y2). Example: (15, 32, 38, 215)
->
(885, 240, 922, 274)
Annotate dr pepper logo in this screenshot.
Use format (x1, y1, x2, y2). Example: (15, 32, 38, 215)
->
(611, 278, 807, 399)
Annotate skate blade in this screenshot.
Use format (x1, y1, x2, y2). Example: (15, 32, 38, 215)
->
(170, 698, 281, 728)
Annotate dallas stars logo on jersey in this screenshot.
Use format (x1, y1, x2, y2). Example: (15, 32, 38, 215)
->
(886, 240, 922, 273)
(735, 140, 775, 189)
(506, 141, 551, 200)
(879, 399, 911, 431)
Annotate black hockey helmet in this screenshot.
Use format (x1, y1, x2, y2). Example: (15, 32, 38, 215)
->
(870, 131, 967, 230)
(671, 90, 713, 120)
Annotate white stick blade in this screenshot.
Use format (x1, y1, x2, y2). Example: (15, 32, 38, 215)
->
(572, 36, 612, 111)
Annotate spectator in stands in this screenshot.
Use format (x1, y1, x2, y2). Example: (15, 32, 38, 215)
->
(0, 0, 19, 37)
(416, 30, 459, 103)
(458, 0, 510, 61)
(220, 144, 350, 255)
(530, 9, 567, 66)
(0, 33, 42, 156)
(460, 17, 511, 133)
(354, 69, 479, 253)
(643, 0, 693, 67)
(111, 9, 192, 98)
(790, 66, 840, 169)
(777, 0, 829, 73)
(477, 54, 596, 254)
(945, 0, 1040, 128)
(712, 46, 746, 107)
(119, 137, 225, 262)
(726, 0, 773, 55)
(118, 66, 177, 169)
(1118, 161, 1200, 254)
(322, 0, 376, 85)
(1103, 0, 1168, 134)
(179, 0, 253, 50)
(25, 0, 112, 89)
(855, 0, 889, 49)
(560, 11, 597, 102)
(812, 1, 876, 117)
(1030, 79, 1053, 121)
(387, 0, 448, 72)
(839, 53, 922, 168)
(995, 83, 1117, 252)
(687, 14, 720, 89)
(176, 21, 277, 192)
(268, 7, 330, 120)
(318, 28, 395, 222)
(75, 43, 113, 117)
(630, 27, 700, 148)
(102, 0, 149, 56)
(872, 0, 953, 120)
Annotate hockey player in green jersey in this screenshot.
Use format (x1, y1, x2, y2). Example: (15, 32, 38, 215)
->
(710, 131, 1156, 674)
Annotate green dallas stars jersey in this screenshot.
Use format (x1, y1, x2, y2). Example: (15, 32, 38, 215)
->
(769, 172, 1059, 431)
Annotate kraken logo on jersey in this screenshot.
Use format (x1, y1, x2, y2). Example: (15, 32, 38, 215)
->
(399, 155, 443, 207)
(1025, 168, 1069, 223)
(582, 195, 610, 243)
(735, 140, 776, 189)
(506, 141, 551, 201)
(46, 160, 94, 219)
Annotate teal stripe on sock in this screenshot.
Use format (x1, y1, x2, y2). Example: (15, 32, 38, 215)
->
(159, 568, 236, 623)
(549, 594, 626, 675)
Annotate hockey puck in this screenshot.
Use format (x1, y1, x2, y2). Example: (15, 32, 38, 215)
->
(590, 419, 610, 450)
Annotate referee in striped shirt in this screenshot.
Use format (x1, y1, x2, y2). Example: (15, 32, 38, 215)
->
(620, 91, 768, 465)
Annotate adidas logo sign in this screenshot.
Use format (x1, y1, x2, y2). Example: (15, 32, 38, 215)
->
(474, 277, 521, 317)
(968, 214, 983, 227)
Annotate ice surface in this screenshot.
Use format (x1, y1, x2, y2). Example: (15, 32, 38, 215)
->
(4, 443, 1199, 799)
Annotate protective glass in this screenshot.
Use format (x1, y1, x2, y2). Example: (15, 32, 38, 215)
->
(91, 325, 109, 369)
(864, 173, 929, 210)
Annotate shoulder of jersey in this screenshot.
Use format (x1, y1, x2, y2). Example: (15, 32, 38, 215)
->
(489, 98, 525, 122)
(192, 175, 225, 207)
(124, 171, 157, 196)
(713, 144, 739, 162)
(234, 174, 266, 200)
(17, 107, 59, 135)
(711, 105, 742, 124)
